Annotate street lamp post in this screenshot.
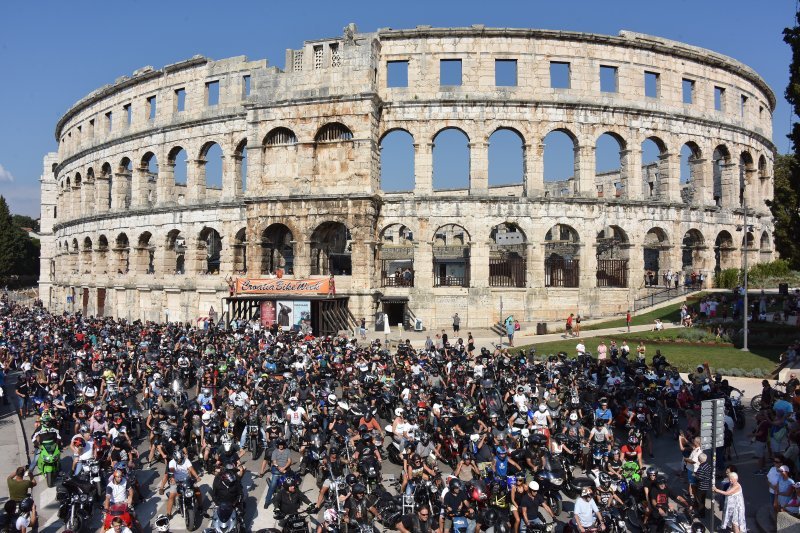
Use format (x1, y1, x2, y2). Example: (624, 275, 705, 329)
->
(741, 190, 749, 352)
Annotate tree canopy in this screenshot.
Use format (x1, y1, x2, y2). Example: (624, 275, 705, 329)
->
(0, 196, 30, 277)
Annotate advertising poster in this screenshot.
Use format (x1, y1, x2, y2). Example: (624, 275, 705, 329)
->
(293, 300, 311, 329)
(276, 300, 294, 330)
(260, 301, 276, 327)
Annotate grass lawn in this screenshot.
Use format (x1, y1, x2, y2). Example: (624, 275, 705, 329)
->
(582, 301, 685, 331)
(517, 332, 782, 373)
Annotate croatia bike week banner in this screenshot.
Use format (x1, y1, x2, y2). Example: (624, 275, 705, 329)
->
(234, 277, 330, 295)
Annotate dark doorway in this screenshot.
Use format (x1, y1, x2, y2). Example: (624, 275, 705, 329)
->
(97, 288, 106, 317)
(383, 302, 406, 330)
(643, 248, 660, 272)
(82, 288, 89, 316)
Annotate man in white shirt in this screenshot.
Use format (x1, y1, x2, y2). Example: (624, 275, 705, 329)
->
(104, 466, 133, 513)
(163, 450, 200, 519)
(573, 488, 604, 531)
(576, 341, 586, 355)
(286, 398, 308, 432)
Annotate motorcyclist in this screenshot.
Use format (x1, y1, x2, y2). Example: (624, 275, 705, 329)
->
(162, 450, 201, 520)
(572, 487, 605, 532)
(273, 477, 312, 517)
(211, 467, 244, 511)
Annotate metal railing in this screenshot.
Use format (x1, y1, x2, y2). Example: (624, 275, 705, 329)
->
(633, 285, 697, 312)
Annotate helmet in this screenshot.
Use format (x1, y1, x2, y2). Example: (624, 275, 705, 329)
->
(79, 425, 89, 434)
(656, 476, 667, 484)
(647, 467, 658, 476)
(581, 487, 593, 497)
(346, 474, 358, 486)
(154, 514, 170, 532)
(599, 472, 611, 487)
(569, 413, 578, 422)
(112, 436, 126, 448)
(449, 478, 463, 492)
(611, 447, 620, 456)
(328, 394, 337, 403)
(595, 418, 605, 427)
(223, 471, 237, 485)
(201, 388, 211, 396)
(324, 508, 339, 525)
(520, 428, 530, 439)
(496, 446, 507, 455)
(628, 435, 639, 445)
(353, 483, 366, 496)
(173, 450, 185, 463)
(394, 407, 404, 417)
(636, 413, 646, 422)
(538, 404, 547, 413)
(18, 497, 33, 513)
(72, 437, 85, 448)
(202, 412, 212, 423)
(528, 480, 540, 491)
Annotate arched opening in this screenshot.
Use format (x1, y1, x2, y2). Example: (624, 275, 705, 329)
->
(488, 128, 524, 188)
(760, 231, 772, 262)
(310, 222, 351, 276)
(379, 129, 415, 192)
(114, 233, 130, 274)
(641, 137, 666, 199)
(233, 228, 247, 274)
(261, 224, 295, 275)
(263, 127, 299, 187)
(81, 237, 92, 274)
(165, 230, 186, 275)
(543, 129, 577, 197)
(595, 133, 626, 198)
(681, 229, 706, 274)
(199, 142, 224, 190)
(433, 224, 470, 287)
(140, 152, 158, 206)
(714, 231, 735, 273)
(739, 152, 754, 207)
(380, 224, 415, 287)
(101, 162, 112, 209)
(544, 224, 580, 287)
(712, 145, 731, 207)
(432, 128, 470, 191)
(643, 228, 669, 285)
(136, 232, 155, 274)
(596, 226, 629, 287)
(199, 227, 223, 274)
(679, 142, 702, 204)
(758, 154, 769, 203)
(314, 123, 354, 180)
(97, 235, 109, 274)
(235, 139, 248, 193)
(117, 157, 133, 209)
(489, 223, 527, 287)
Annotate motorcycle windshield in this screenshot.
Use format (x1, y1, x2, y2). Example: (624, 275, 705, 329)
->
(42, 441, 59, 454)
(216, 504, 234, 522)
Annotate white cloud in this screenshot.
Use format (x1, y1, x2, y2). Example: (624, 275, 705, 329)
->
(0, 164, 14, 182)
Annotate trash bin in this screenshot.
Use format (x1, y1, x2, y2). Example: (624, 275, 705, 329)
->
(536, 322, 547, 335)
(780, 283, 789, 295)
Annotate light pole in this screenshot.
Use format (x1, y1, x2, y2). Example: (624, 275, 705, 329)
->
(741, 189, 750, 352)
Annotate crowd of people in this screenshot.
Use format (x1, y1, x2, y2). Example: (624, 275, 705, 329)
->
(0, 291, 760, 532)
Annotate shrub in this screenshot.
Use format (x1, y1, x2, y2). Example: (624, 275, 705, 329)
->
(728, 367, 745, 377)
(749, 260, 792, 281)
(750, 368, 766, 378)
(714, 268, 741, 289)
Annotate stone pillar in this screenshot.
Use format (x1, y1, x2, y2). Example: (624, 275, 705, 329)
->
(132, 165, 149, 209)
(82, 180, 95, 217)
(187, 159, 206, 204)
(659, 151, 681, 202)
(578, 243, 596, 288)
(154, 246, 168, 276)
(720, 162, 737, 208)
(223, 154, 244, 200)
(246, 240, 261, 275)
(625, 146, 643, 199)
(470, 241, 490, 288)
(293, 240, 311, 277)
(95, 177, 110, 213)
(111, 171, 128, 210)
(574, 145, 595, 197)
(245, 143, 262, 196)
(351, 240, 374, 287)
(469, 142, 488, 195)
(414, 241, 433, 289)
(628, 243, 645, 289)
(219, 224, 235, 274)
(187, 241, 206, 274)
(746, 168, 758, 210)
(524, 143, 544, 197)
(71, 185, 81, 218)
(690, 157, 709, 206)
(414, 142, 433, 195)
(158, 163, 175, 206)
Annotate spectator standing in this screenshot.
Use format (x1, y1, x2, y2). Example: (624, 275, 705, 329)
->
(694, 453, 712, 517)
(566, 313, 574, 337)
(6, 466, 36, 503)
(574, 314, 581, 337)
(625, 310, 631, 333)
(452, 313, 460, 333)
(714, 472, 746, 533)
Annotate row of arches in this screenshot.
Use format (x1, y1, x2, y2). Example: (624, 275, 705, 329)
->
(55, 219, 773, 290)
(379, 126, 771, 207)
(55, 122, 357, 220)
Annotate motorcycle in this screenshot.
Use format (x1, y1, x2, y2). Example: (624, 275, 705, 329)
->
(57, 477, 95, 532)
(243, 416, 262, 461)
(175, 478, 200, 531)
(727, 391, 746, 430)
(37, 437, 61, 487)
(102, 503, 142, 532)
(274, 508, 315, 533)
(384, 426, 408, 466)
(78, 458, 105, 500)
(204, 502, 242, 533)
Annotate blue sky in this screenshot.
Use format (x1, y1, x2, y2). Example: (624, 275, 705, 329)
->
(0, 0, 795, 216)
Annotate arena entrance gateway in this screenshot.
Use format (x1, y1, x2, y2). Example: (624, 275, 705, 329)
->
(224, 277, 356, 336)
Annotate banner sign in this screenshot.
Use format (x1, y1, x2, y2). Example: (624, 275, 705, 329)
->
(277, 301, 294, 330)
(235, 278, 330, 295)
(260, 301, 276, 327)
(293, 300, 311, 327)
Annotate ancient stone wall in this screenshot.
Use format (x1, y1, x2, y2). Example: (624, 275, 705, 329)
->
(40, 25, 776, 327)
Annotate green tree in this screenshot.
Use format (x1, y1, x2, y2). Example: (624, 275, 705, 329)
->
(776, 12, 800, 268)
(0, 196, 28, 277)
(11, 214, 39, 232)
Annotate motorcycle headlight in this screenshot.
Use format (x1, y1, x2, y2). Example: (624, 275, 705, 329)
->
(550, 477, 563, 486)
(184, 489, 194, 498)
(91, 465, 99, 473)
(81, 494, 89, 502)
(71, 494, 81, 502)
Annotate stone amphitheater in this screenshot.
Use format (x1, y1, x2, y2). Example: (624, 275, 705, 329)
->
(38, 24, 777, 332)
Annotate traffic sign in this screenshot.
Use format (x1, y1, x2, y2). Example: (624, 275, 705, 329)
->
(700, 398, 725, 449)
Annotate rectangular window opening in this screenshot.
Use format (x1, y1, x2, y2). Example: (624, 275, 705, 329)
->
(714, 86, 725, 111)
(550, 61, 571, 89)
(206, 80, 219, 107)
(123, 103, 132, 125)
(146, 95, 157, 120)
(495, 59, 517, 87)
(387, 60, 409, 88)
(175, 88, 186, 112)
(89, 119, 95, 137)
(313, 45, 324, 70)
(330, 43, 341, 68)
(682, 78, 695, 104)
(644, 71, 660, 98)
(105, 111, 112, 132)
(759, 105, 764, 118)
(740, 94, 748, 117)
(440, 59, 462, 86)
(600, 65, 618, 93)
(242, 75, 251, 96)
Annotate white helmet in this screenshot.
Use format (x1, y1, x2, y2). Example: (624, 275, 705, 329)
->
(520, 428, 530, 438)
(538, 404, 547, 413)
(221, 434, 233, 452)
(569, 413, 578, 422)
(202, 412, 212, 423)
(528, 481, 540, 491)
(328, 394, 337, 403)
(154, 514, 170, 532)
(470, 434, 480, 443)
(395, 408, 404, 417)
(324, 508, 339, 524)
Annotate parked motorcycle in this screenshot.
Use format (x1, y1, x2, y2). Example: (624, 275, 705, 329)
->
(57, 477, 94, 532)
(37, 437, 61, 487)
(204, 502, 243, 533)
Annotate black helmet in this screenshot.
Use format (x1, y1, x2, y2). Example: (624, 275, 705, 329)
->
(173, 450, 185, 463)
(112, 436, 126, 448)
(656, 476, 667, 484)
(353, 483, 366, 496)
(18, 497, 33, 513)
(595, 418, 605, 427)
(599, 472, 611, 488)
(449, 478, 463, 492)
(222, 471, 237, 485)
(346, 474, 358, 486)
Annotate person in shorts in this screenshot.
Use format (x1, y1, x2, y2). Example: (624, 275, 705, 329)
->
(566, 313, 574, 337)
